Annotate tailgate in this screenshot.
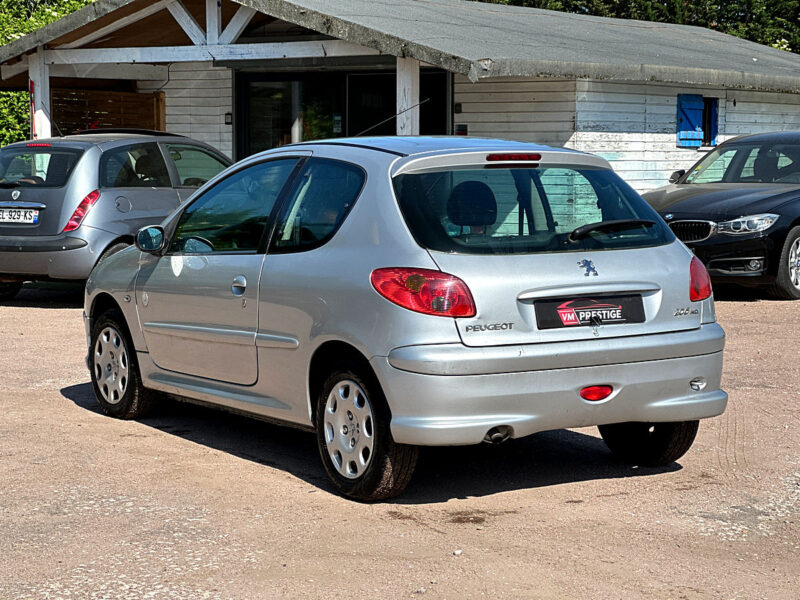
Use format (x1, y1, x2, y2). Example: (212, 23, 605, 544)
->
(429, 242, 701, 347)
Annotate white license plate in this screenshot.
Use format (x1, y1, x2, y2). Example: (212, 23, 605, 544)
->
(0, 208, 39, 224)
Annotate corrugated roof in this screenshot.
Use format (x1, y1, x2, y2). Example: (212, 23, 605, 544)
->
(3, 0, 800, 92)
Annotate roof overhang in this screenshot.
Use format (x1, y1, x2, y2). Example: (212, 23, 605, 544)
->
(3, 0, 800, 94)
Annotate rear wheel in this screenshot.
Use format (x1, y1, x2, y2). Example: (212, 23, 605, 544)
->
(769, 226, 800, 300)
(315, 364, 418, 501)
(90, 309, 152, 419)
(0, 281, 23, 300)
(598, 420, 699, 466)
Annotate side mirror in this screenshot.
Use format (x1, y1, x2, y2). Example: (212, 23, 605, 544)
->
(669, 169, 686, 184)
(135, 225, 165, 254)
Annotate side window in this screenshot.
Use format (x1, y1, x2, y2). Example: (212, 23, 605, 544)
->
(169, 158, 298, 254)
(166, 144, 229, 188)
(270, 158, 365, 253)
(100, 143, 171, 188)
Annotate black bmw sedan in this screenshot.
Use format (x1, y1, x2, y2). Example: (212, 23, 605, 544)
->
(642, 131, 800, 299)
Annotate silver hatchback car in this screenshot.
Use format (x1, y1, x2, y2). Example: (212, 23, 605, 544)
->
(0, 130, 230, 299)
(84, 137, 727, 500)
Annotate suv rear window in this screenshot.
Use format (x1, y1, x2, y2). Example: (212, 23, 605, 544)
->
(0, 147, 83, 188)
(394, 165, 672, 254)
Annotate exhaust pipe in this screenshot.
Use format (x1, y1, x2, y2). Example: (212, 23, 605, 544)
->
(483, 425, 512, 445)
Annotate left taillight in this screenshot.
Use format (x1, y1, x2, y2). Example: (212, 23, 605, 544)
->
(63, 190, 100, 233)
(689, 256, 712, 301)
(370, 267, 476, 317)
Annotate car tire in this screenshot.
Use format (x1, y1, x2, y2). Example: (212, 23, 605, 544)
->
(315, 363, 419, 501)
(0, 281, 23, 300)
(90, 309, 153, 419)
(769, 226, 800, 300)
(598, 420, 699, 466)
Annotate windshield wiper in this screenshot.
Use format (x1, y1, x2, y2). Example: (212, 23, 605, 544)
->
(0, 182, 21, 188)
(568, 219, 656, 242)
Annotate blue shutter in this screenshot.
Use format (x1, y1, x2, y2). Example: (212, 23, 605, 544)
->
(676, 94, 704, 147)
(709, 99, 719, 146)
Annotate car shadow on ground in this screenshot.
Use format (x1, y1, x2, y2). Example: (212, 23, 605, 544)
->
(712, 284, 775, 302)
(62, 382, 681, 504)
(1, 282, 84, 309)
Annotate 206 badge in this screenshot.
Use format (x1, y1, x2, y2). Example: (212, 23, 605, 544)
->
(577, 259, 598, 277)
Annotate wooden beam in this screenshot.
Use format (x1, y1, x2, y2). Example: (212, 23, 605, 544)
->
(51, 63, 169, 80)
(218, 5, 256, 45)
(1, 57, 28, 80)
(166, 0, 207, 46)
(29, 47, 51, 139)
(45, 40, 380, 65)
(397, 56, 420, 135)
(58, 0, 172, 49)
(206, 0, 221, 45)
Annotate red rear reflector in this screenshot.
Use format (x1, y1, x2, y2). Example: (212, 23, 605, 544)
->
(580, 385, 613, 401)
(486, 153, 541, 162)
(63, 190, 100, 233)
(689, 256, 712, 301)
(371, 267, 476, 317)
(26, 143, 51, 147)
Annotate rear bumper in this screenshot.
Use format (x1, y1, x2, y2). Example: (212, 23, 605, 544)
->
(372, 326, 726, 446)
(0, 227, 113, 280)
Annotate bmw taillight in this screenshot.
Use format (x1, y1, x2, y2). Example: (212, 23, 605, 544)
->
(370, 267, 476, 317)
(689, 256, 712, 301)
(63, 190, 100, 232)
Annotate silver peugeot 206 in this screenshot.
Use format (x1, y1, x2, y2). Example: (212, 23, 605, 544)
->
(84, 137, 727, 500)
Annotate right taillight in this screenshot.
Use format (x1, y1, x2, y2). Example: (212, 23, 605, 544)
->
(370, 267, 476, 317)
(690, 256, 712, 301)
(63, 190, 100, 233)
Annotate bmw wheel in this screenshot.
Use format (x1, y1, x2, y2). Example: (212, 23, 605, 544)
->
(315, 364, 418, 501)
(598, 420, 699, 466)
(90, 309, 152, 419)
(770, 226, 800, 300)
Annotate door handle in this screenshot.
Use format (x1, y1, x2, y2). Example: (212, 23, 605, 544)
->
(231, 275, 247, 296)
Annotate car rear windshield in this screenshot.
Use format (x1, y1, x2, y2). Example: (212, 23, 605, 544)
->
(393, 165, 673, 255)
(0, 147, 84, 188)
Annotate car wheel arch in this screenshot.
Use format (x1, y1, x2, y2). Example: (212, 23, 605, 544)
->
(90, 292, 124, 322)
(307, 341, 382, 424)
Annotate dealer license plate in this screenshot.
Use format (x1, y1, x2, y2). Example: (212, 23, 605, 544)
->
(534, 294, 645, 329)
(0, 208, 39, 224)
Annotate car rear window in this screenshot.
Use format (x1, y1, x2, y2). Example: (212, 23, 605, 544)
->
(393, 165, 673, 255)
(0, 147, 83, 188)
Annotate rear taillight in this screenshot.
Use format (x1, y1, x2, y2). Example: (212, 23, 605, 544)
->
(63, 190, 100, 233)
(370, 267, 476, 317)
(689, 256, 712, 301)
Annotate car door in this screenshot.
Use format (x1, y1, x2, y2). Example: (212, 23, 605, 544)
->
(99, 142, 180, 222)
(135, 156, 303, 385)
(161, 143, 232, 203)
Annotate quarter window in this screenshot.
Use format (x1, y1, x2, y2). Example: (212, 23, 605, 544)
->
(166, 144, 229, 188)
(100, 143, 171, 188)
(270, 158, 366, 253)
(169, 158, 298, 254)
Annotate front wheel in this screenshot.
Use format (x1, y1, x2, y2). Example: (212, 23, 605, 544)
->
(769, 226, 800, 300)
(90, 309, 152, 419)
(598, 420, 699, 466)
(315, 364, 418, 501)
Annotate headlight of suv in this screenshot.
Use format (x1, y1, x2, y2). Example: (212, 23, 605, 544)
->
(717, 213, 779, 235)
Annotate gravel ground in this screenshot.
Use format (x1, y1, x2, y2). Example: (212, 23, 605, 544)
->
(1, 282, 799, 599)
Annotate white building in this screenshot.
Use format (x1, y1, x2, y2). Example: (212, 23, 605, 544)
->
(2, 0, 800, 191)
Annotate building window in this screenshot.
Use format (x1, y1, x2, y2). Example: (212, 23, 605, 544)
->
(676, 94, 718, 148)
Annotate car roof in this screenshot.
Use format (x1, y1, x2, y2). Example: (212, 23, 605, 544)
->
(724, 130, 800, 145)
(289, 136, 585, 158)
(2, 132, 228, 157)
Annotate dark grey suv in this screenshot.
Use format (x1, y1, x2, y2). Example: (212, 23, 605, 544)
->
(0, 130, 231, 299)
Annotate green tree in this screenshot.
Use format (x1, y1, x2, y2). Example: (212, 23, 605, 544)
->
(0, 0, 93, 145)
